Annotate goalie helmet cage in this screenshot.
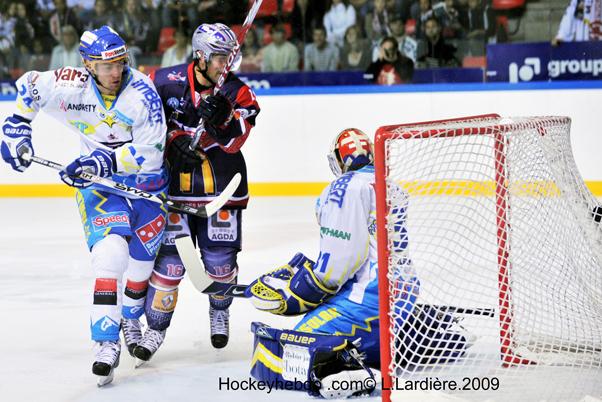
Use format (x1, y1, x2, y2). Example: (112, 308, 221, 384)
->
(375, 114, 602, 401)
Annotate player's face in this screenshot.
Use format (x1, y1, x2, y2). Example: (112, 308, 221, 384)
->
(206, 54, 228, 82)
(93, 60, 127, 94)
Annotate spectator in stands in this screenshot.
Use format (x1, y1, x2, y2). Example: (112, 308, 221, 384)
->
(21, 38, 51, 71)
(114, 0, 151, 53)
(366, 0, 391, 43)
(552, 0, 601, 44)
(458, 0, 495, 54)
(162, 0, 197, 28)
(439, 0, 463, 39)
(340, 25, 372, 70)
(388, 16, 418, 62)
(4, 1, 36, 71)
(160, 29, 191, 67)
(261, 24, 299, 72)
(82, 0, 113, 31)
(240, 28, 263, 73)
(417, 17, 459, 67)
(411, 0, 433, 39)
(323, 0, 357, 48)
(365, 36, 414, 84)
(49, 0, 81, 43)
(49, 24, 82, 69)
(0, 8, 14, 78)
(304, 26, 340, 71)
(69, 0, 95, 20)
(291, 0, 328, 43)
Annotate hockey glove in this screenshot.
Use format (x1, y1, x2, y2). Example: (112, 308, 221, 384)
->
(197, 93, 234, 127)
(1, 115, 34, 172)
(165, 130, 205, 171)
(60, 148, 115, 188)
(245, 252, 336, 316)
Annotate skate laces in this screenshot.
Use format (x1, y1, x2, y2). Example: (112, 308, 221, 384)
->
(210, 308, 229, 335)
(139, 329, 166, 352)
(121, 318, 143, 344)
(95, 341, 120, 363)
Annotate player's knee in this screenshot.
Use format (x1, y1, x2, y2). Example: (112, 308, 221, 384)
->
(151, 252, 186, 290)
(200, 246, 238, 283)
(91, 234, 129, 278)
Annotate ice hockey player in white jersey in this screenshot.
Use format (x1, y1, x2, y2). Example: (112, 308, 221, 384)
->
(246, 128, 473, 398)
(1, 26, 168, 386)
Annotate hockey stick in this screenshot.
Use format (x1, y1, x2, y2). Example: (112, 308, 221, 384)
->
(175, 236, 497, 317)
(189, 0, 264, 150)
(25, 154, 241, 218)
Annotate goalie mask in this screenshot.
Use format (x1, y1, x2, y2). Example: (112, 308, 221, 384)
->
(192, 23, 241, 71)
(328, 128, 374, 177)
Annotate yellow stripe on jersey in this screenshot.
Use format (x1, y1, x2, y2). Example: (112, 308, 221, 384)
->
(180, 172, 192, 193)
(201, 159, 215, 194)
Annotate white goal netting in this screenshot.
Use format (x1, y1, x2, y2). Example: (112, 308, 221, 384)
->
(375, 115, 602, 401)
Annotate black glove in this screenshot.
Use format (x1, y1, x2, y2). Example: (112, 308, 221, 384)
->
(165, 131, 204, 171)
(197, 93, 233, 127)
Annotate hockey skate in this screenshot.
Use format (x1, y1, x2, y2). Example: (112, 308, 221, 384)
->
(121, 318, 143, 357)
(133, 328, 166, 367)
(92, 340, 121, 387)
(209, 306, 229, 349)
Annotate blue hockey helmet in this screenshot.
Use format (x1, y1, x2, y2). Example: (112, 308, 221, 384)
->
(192, 23, 241, 71)
(79, 25, 129, 63)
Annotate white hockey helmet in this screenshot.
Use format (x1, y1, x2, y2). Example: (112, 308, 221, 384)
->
(192, 23, 241, 71)
(327, 128, 374, 177)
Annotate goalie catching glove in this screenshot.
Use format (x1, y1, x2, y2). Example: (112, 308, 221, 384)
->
(245, 253, 336, 316)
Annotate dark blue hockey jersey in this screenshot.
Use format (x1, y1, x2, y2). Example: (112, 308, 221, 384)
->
(151, 62, 260, 209)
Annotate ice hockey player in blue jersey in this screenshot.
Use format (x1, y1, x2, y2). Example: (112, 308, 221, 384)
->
(130, 23, 260, 364)
(245, 128, 473, 398)
(1, 26, 168, 386)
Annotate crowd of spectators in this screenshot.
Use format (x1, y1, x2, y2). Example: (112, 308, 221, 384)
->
(0, 0, 594, 83)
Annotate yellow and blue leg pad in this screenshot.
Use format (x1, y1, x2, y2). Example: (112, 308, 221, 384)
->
(250, 322, 353, 395)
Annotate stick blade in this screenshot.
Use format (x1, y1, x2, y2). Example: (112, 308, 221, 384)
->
(204, 173, 242, 217)
(174, 236, 213, 292)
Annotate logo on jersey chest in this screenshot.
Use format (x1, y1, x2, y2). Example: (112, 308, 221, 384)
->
(59, 100, 97, 113)
(54, 67, 89, 87)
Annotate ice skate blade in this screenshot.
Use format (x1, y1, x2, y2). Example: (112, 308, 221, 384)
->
(135, 358, 147, 368)
(96, 371, 114, 387)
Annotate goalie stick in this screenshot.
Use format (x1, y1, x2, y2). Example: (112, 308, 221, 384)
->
(174, 236, 496, 317)
(25, 154, 241, 218)
(189, 0, 264, 150)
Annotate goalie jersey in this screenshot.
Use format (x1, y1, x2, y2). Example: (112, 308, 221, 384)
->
(12, 67, 168, 193)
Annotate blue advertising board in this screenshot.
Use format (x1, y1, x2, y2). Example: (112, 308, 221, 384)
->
(486, 41, 602, 82)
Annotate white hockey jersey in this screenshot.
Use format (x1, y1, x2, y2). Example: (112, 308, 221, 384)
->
(314, 165, 415, 308)
(13, 67, 168, 192)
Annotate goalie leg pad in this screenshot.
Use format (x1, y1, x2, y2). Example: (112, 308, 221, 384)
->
(250, 322, 377, 397)
(200, 246, 238, 310)
(144, 247, 185, 330)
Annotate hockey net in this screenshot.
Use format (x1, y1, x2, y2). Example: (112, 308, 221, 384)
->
(375, 114, 602, 401)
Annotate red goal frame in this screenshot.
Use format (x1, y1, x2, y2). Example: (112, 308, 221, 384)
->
(373, 114, 560, 401)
